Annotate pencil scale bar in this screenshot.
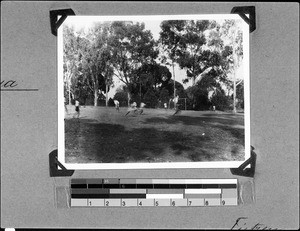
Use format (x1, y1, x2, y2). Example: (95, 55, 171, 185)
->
(70, 179, 238, 207)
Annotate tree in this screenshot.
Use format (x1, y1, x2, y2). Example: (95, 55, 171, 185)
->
(113, 86, 128, 107)
(210, 88, 231, 111)
(63, 23, 115, 107)
(159, 88, 170, 104)
(63, 25, 82, 105)
(132, 62, 172, 104)
(220, 19, 244, 112)
(159, 20, 186, 98)
(79, 23, 114, 106)
(143, 88, 158, 108)
(160, 20, 225, 86)
(236, 80, 244, 109)
(109, 21, 159, 106)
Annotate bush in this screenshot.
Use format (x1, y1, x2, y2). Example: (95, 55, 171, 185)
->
(114, 91, 128, 106)
(108, 98, 115, 107)
(210, 90, 231, 111)
(143, 89, 158, 108)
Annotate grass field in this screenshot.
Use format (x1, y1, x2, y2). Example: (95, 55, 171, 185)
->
(64, 105, 245, 164)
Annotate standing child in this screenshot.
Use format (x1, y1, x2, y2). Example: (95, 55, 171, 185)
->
(173, 95, 181, 116)
(114, 99, 120, 112)
(164, 102, 167, 110)
(74, 99, 80, 118)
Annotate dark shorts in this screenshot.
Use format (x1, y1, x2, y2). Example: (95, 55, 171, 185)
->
(75, 106, 79, 112)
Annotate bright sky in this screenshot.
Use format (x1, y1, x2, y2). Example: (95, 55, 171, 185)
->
(63, 15, 246, 99)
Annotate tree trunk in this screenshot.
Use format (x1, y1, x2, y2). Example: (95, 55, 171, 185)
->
(68, 83, 71, 105)
(127, 91, 131, 106)
(94, 86, 98, 107)
(232, 30, 237, 114)
(105, 84, 108, 107)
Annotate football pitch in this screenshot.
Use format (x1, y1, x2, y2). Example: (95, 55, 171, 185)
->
(64, 106, 245, 164)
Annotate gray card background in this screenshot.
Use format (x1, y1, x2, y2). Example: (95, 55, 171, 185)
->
(1, 1, 299, 229)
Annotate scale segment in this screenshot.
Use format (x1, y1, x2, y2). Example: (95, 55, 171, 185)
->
(70, 178, 238, 207)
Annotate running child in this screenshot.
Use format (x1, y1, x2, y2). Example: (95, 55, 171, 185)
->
(173, 95, 181, 116)
(125, 102, 137, 116)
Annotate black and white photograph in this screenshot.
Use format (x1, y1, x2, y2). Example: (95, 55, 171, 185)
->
(57, 14, 250, 169)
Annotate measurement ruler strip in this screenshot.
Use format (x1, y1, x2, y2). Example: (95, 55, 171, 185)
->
(70, 179, 238, 207)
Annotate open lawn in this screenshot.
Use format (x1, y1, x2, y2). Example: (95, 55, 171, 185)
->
(64, 106, 245, 163)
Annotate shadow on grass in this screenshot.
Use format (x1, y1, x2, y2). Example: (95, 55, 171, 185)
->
(144, 114, 244, 127)
(65, 118, 211, 163)
(143, 114, 245, 159)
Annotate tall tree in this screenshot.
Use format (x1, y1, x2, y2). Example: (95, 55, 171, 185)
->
(63, 25, 81, 105)
(131, 62, 172, 103)
(160, 20, 217, 85)
(79, 23, 114, 106)
(109, 21, 158, 105)
(220, 19, 244, 112)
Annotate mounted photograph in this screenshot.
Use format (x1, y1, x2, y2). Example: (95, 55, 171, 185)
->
(57, 14, 250, 169)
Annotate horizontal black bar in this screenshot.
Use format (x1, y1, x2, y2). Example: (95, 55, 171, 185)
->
(136, 184, 154, 189)
(153, 184, 170, 189)
(72, 194, 109, 198)
(71, 189, 110, 194)
(169, 184, 187, 189)
(120, 184, 137, 188)
(71, 184, 87, 188)
(88, 184, 103, 188)
(202, 184, 219, 188)
(71, 194, 146, 199)
(219, 184, 237, 188)
(103, 184, 120, 188)
(186, 184, 203, 188)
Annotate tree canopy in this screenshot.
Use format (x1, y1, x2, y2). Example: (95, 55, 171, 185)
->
(63, 18, 244, 110)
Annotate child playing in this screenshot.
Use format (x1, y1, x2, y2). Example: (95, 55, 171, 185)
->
(114, 99, 120, 111)
(125, 102, 137, 116)
(139, 102, 146, 114)
(74, 99, 80, 118)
